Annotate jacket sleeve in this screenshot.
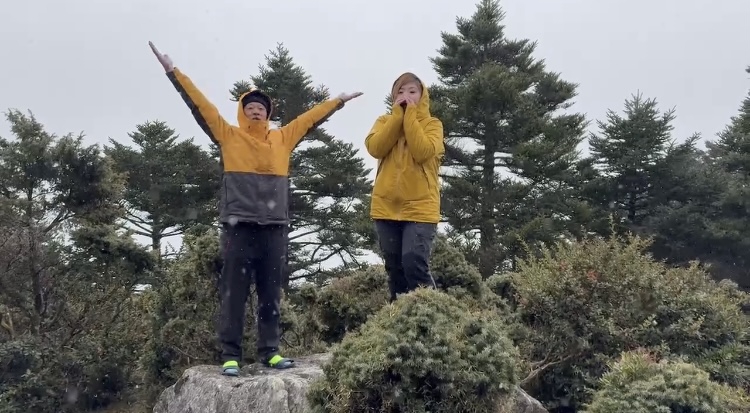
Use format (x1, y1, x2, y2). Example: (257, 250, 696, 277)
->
(167, 68, 232, 145)
(364, 113, 403, 159)
(280, 98, 344, 151)
(403, 107, 444, 164)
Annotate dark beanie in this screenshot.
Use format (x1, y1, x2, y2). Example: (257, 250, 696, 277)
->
(241, 91, 271, 115)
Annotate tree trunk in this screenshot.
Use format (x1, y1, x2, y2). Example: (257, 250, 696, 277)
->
(478, 145, 497, 279)
(152, 225, 163, 265)
(25, 188, 43, 334)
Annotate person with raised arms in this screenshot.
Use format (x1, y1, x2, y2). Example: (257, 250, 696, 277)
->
(148, 41, 362, 375)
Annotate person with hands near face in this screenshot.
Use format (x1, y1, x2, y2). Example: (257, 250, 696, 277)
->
(365, 72, 445, 303)
(148, 41, 362, 376)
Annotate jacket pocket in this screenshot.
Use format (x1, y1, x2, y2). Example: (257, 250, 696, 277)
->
(421, 165, 434, 191)
(401, 163, 431, 202)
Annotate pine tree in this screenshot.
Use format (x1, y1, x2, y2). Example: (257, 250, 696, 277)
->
(588, 93, 684, 227)
(105, 120, 220, 257)
(703, 65, 750, 288)
(707, 66, 750, 173)
(230, 44, 372, 285)
(0, 110, 154, 411)
(585, 93, 734, 283)
(431, 0, 588, 277)
(0, 109, 135, 333)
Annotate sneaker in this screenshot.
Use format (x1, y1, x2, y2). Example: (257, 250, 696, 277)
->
(221, 360, 239, 376)
(263, 354, 294, 369)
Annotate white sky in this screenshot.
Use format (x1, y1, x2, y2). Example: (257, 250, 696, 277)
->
(2, 0, 749, 254)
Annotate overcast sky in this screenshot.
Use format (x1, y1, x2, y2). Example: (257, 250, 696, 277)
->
(2, 0, 749, 253)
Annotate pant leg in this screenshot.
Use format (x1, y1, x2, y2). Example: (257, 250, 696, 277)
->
(401, 222, 438, 291)
(217, 223, 253, 363)
(213, 226, 226, 283)
(254, 224, 286, 360)
(375, 219, 408, 302)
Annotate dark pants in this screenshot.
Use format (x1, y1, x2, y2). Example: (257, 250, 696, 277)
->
(218, 222, 285, 363)
(374, 220, 437, 302)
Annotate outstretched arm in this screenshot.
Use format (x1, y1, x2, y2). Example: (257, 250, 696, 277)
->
(167, 69, 232, 145)
(364, 109, 404, 159)
(149, 41, 231, 145)
(280, 98, 345, 151)
(279, 92, 363, 151)
(403, 105, 444, 163)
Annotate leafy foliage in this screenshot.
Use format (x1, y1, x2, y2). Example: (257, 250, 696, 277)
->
(3, 5, 750, 413)
(307, 288, 521, 413)
(584, 350, 750, 413)
(510, 234, 750, 410)
(138, 230, 225, 391)
(105, 121, 220, 256)
(431, 0, 589, 277)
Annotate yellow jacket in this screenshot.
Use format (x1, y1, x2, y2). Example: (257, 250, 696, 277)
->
(167, 68, 344, 225)
(365, 73, 444, 223)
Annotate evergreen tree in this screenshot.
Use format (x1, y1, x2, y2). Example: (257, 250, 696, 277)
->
(0, 110, 125, 332)
(230, 44, 372, 284)
(431, 0, 588, 277)
(105, 121, 220, 257)
(588, 93, 683, 228)
(703, 65, 750, 289)
(585, 93, 737, 285)
(707, 66, 750, 174)
(0, 110, 154, 412)
(0, 110, 123, 230)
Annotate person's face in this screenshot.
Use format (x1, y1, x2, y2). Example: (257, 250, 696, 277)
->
(396, 81, 422, 103)
(243, 102, 267, 121)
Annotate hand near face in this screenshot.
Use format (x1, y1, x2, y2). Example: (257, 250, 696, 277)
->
(403, 95, 418, 106)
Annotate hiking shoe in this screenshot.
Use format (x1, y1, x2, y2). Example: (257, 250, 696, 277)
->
(221, 360, 239, 376)
(263, 354, 294, 369)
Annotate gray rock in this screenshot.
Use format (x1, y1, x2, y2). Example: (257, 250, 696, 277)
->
(153, 353, 547, 413)
(501, 387, 549, 413)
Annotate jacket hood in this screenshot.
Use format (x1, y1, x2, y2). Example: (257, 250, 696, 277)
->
(391, 72, 431, 119)
(237, 90, 274, 133)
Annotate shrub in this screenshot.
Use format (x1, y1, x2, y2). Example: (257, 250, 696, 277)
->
(430, 237, 485, 302)
(0, 320, 142, 413)
(585, 350, 750, 412)
(307, 288, 521, 413)
(314, 265, 390, 343)
(139, 231, 226, 391)
(308, 240, 506, 345)
(278, 286, 329, 356)
(511, 234, 750, 409)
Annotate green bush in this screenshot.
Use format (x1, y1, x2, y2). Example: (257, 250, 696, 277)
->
(0, 223, 151, 413)
(430, 236, 485, 302)
(511, 234, 750, 410)
(306, 239, 504, 346)
(139, 231, 226, 390)
(585, 350, 750, 412)
(307, 288, 521, 413)
(313, 265, 390, 343)
(0, 322, 142, 413)
(278, 286, 329, 356)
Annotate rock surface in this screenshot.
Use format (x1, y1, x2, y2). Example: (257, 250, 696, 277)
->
(153, 353, 547, 413)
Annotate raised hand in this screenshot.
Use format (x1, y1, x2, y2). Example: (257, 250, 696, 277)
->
(148, 41, 174, 72)
(337, 92, 363, 103)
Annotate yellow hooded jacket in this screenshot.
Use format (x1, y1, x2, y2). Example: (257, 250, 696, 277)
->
(365, 73, 444, 223)
(167, 68, 344, 225)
